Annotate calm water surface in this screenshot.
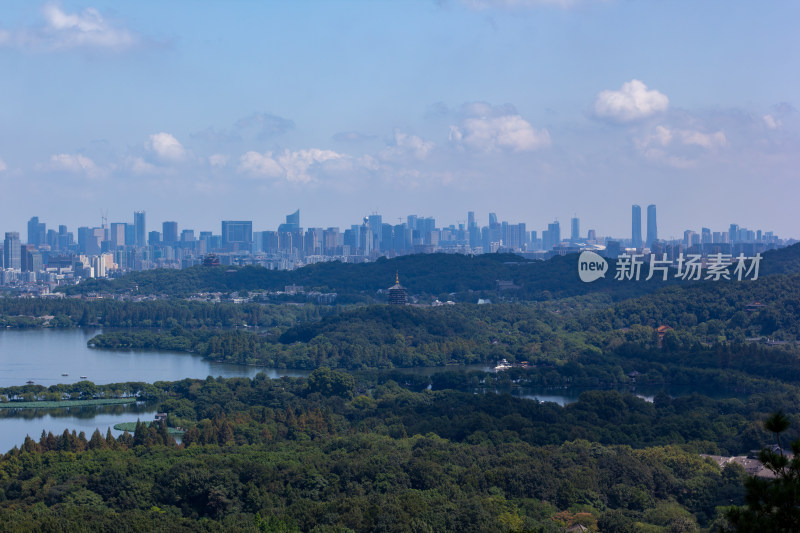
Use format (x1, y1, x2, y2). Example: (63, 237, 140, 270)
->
(0, 328, 310, 452)
(0, 328, 309, 387)
(0, 329, 743, 452)
(0, 403, 157, 453)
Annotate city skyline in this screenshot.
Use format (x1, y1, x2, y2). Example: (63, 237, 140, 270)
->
(1, 2, 798, 237)
(5, 204, 790, 252)
(0, 204, 798, 248)
(0, 203, 796, 245)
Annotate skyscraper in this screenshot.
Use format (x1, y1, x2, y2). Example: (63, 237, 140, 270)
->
(729, 224, 739, 244)
(221, 221, 253, 247)
(646, 204, 657, 248)
(110, 223, 127, 248)
(27, 217, 46, 247)
(368, 214, 383, 248)
(570, 217, 580, 242)
(162, 221, 179, 244)
(545, 221, 561, 249)
(632, 205, 643, 248)
(134, 211, 146, 247)
(3, 232, 21, 270)
(285, 210, 300, 228)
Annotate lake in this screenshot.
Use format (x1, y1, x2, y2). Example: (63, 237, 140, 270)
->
(0, 328, 310, 388)
(0, 328, 741, 452)
(0, 328, 311, 452)
(0, 403, 157, 454)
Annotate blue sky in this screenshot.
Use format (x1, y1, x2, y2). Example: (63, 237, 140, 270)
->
(1, 1, 798, 239)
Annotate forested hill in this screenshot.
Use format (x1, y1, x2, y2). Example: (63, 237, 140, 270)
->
(57, 243, 800, 301)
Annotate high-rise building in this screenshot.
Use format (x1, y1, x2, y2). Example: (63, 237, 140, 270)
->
(729, 224, 739, 244)
(380, 223, 393, 252)
(3, 232, 21, 270)
(368, 214, 383, 248)
(134, 211, 146, 247)
(393, 224, 409, 252)
(544, 221, 560, 249)
(632, 205, 643, 248)
(162, 222, 179, 244)
(262, 231, 279, 253)
(701, 227, 712, 245)
(21, 244, 42, 272)
(646, 204, 657, 248)
(57, 225, 72, 250)
(27, 217, 46, 247)
(570, 217, 580, 242)
(110, 223, 126, 248)
(323, 227, 340, 255)
(467, 211, 476, 229)
(125, 224, 136, 246)
(221, 221, 253, 247)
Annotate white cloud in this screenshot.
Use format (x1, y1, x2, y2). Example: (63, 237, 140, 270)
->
(0, 3, 140, 51)
(146, 132, 187, 163)
(332, 131, 377, 143)
(43, 153, 105, 178)
(594, 79, 669, 123)
(637, 125, 726, 150)
(380, 131, 435, 161)
(129, 156, 159, 175)
(679, 129, 726, 149)
(238, 149, 346, 183)
(208, 154, 229, 167)
(450, 106, 550, 152)
(238, 151, 284, 178)
(635, 124, 726, 168)
(278, 149, 346, 183)
(0, 157, 6, 173)
(763, 114, 782, 130)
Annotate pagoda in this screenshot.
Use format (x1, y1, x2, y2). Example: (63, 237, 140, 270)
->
(388, 272, 408, 305)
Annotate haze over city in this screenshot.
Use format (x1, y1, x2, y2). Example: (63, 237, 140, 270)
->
(1, 1, 797, 238)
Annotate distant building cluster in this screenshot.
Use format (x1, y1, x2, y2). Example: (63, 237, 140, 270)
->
(0, 206, 794, 292)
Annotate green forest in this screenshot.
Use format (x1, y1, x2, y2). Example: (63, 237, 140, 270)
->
(2, 245, 800, 530)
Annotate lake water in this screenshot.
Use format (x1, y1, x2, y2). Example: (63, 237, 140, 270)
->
(0, 328, 740, 452)
(0, 328, 311, 452)
(0, 403, 157, 453)
(0, 328, 310, 388)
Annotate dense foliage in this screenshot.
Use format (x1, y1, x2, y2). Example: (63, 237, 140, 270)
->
(0, 372, 767, 531)
(53, 243, 800, 303)
(0, 298, 331, 329)
(2, 245, 800, 530)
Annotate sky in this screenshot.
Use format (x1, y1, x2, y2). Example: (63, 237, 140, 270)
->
(0, 0, 798, 240)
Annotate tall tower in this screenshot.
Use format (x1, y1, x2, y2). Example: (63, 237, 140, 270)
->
(134, 211, 146, 247)
(27, 217, 46, 247)
(162, 221, 178, 244)
(631, 205, 643, 248)
(646, 204, 657, 248)
(388, 272, 408, 305)
(3, 232, 21, 270)
(570, 217, 580, 242)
